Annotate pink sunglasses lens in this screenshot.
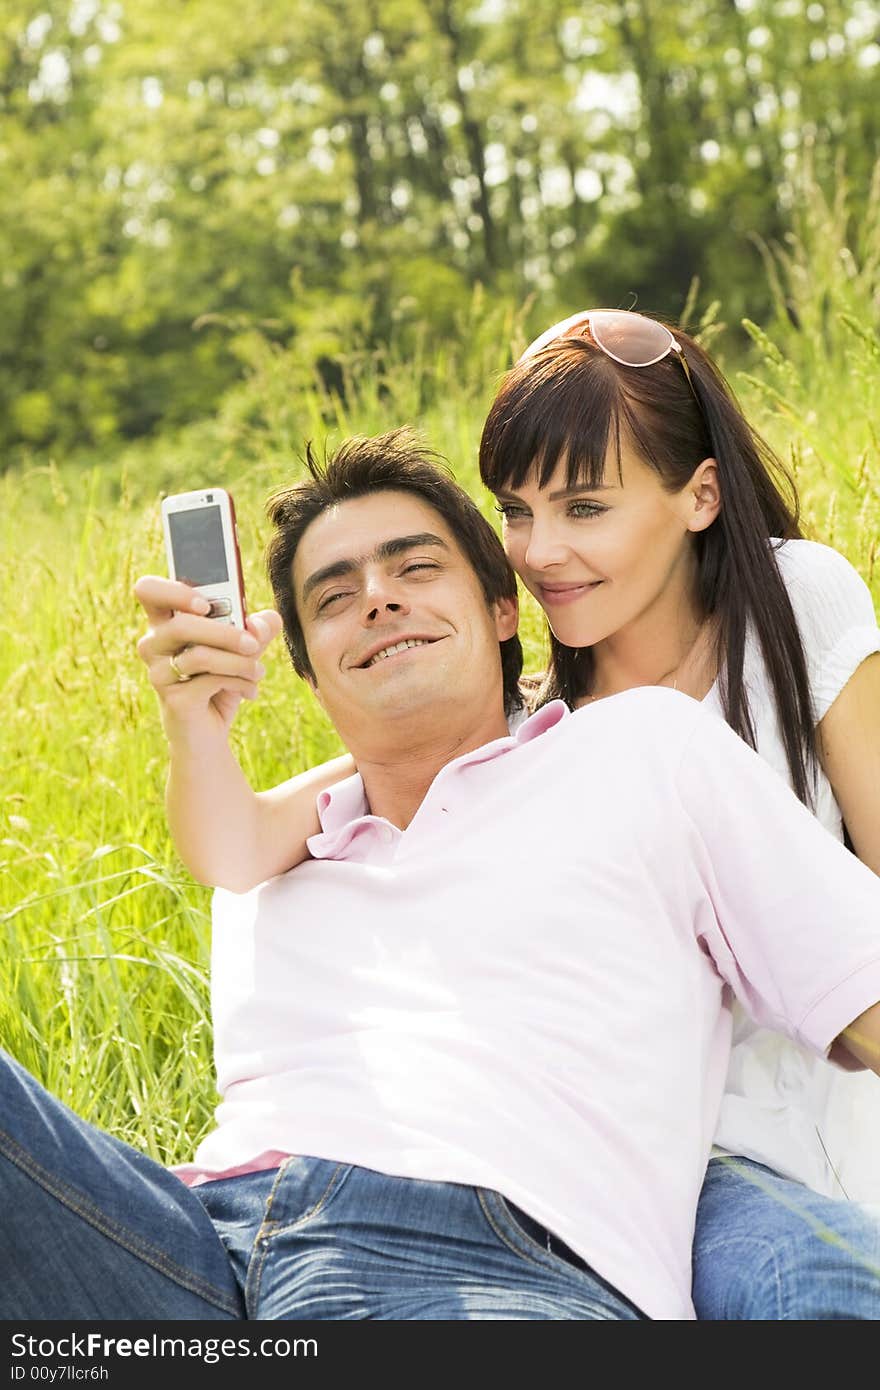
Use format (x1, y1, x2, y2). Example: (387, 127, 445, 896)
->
(588, 311, 674, 366)
(519, 309, 675, 367)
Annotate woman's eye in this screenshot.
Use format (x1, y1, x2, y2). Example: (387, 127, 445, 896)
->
(569, 501, 605, 519)
(495, 503, 529, 521)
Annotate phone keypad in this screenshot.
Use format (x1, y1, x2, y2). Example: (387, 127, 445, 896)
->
(207, 598, 233, 618)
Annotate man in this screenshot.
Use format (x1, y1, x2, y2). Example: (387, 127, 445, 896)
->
(3, 429, 880, 1321)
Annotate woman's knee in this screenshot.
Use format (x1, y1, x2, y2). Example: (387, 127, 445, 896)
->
(694, 1159, 880, 1319)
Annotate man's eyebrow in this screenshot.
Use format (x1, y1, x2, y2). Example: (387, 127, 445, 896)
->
(301, 533, 450, 604)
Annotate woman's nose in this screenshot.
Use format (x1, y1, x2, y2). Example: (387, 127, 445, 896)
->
(524, 520, 568, 570)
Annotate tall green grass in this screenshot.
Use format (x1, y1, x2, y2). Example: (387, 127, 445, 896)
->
(1, 169, 878, 1164)
(739, 150, 880, 577)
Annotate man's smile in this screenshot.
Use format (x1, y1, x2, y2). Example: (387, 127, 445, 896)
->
(355, 635, 445, 669)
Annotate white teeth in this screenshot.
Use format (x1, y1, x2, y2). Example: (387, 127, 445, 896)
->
(366, 638, 430, 667)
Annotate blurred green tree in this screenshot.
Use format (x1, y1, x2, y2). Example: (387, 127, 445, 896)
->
(2, 0, 877, 459)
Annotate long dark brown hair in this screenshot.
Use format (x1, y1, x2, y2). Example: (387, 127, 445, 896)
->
(478, 324, 819, 805)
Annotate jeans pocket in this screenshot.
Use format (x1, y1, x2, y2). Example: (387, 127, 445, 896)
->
(262, 1156, 355, 1235)
(479, 1188, 644, 1313)
(478, 1188, 577, 1271)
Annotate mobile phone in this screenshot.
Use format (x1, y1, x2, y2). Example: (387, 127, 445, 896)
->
(160, 488, 247, 628)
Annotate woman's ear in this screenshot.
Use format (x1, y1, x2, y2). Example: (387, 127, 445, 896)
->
(686, 458, 721, 532)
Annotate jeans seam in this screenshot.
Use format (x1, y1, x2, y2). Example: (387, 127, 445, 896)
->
(245, 1157, 294, 1313)
(0, 1129, 241, 1315)
(244, 1230, 272, 1318)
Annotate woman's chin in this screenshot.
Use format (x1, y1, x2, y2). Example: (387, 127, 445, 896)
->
(536, 585, 610, 650)
(547, 617, 603, 649)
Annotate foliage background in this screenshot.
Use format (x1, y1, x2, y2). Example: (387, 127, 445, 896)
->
(3, 0, 880, 454)
(1, 1, 879, 1151)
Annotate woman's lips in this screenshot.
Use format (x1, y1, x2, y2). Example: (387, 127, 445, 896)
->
(535, 580, 603, 607)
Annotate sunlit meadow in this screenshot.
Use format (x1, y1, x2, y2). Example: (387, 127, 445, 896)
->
(2, 177, 878, 1163)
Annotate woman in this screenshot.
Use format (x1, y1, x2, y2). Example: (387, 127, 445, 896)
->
(136, 309, 880, 1318)
(477, 307, 880, 1319)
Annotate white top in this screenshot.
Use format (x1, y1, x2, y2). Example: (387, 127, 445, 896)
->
(178, 689, 880, 1320)
(705, 539, 880, 1199)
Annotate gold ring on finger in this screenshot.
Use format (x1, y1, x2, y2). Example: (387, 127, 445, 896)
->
(169, 651, 192, 683)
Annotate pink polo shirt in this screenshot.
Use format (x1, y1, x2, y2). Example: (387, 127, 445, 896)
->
(176, 689, 880, 1319)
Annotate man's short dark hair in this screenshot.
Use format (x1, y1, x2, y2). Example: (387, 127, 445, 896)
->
(264, 427, 523, 715)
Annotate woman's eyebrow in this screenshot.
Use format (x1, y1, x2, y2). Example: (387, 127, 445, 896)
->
(546, 484, 612, 499)
(494, 484, 611, 502)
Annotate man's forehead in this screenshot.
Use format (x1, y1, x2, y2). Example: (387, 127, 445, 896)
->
(294, 490, 455, 578)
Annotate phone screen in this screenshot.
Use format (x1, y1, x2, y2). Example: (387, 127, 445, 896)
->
(167, 505, 229, 586)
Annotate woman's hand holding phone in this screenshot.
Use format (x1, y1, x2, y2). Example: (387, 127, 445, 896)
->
(134, 575, 282, 742)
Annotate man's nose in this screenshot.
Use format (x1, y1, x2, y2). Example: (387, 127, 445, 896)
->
(524, 519, 568, 570)
(362, 574, 410, 623)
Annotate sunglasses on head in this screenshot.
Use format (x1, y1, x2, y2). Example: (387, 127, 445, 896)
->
(518, 307, 698, 399)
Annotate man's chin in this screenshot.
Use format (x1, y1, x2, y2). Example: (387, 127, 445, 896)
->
(368, 680, 459, 719)
(332, 674, 462, 732)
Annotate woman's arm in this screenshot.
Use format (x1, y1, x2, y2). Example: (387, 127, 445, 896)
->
(838, 1001, 880, 1073)
(818, 652, 880, 875)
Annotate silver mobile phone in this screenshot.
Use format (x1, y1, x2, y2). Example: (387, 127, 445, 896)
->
(160, 488, 247, 628)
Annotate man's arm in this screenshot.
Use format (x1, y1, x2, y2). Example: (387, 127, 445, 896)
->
(135, 575, 353, 892)
(672, 696, 880, 1069)
(165, 735, 353, 892)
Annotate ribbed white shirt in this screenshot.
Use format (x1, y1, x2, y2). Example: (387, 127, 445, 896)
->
(708, 539, 880, 1199)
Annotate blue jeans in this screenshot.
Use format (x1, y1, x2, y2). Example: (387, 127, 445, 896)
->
(693, 1156, 880, 1319)
(0, 1051, 640, 1320)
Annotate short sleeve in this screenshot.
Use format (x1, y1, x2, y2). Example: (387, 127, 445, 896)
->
(674, 703, 880, 1060)
(773, 539, 880, 723)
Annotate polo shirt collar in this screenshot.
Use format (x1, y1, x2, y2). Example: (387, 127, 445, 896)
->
(308, 699, 568, 859)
